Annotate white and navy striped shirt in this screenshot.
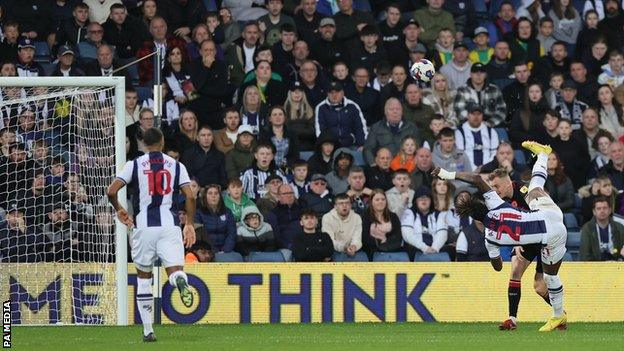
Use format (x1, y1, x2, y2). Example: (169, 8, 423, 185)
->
(401, 209, 449, 252)
(455, 122, 499, 170)
(116, 152, 190, 228)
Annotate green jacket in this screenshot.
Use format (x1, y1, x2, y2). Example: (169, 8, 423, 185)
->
(580, 217, 624, 261)
(223, 193, 255, 222)
(413, 8, 456, 47)
(225, 140, 255, 180)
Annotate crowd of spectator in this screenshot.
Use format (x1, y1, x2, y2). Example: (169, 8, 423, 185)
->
(2, 0, 624, 263)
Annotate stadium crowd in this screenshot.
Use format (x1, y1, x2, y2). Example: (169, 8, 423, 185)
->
(1, 0, 624, 263)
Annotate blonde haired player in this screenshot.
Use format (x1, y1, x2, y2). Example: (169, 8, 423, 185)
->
(108, 128, 196, 342)
(432, 141, 567, 331)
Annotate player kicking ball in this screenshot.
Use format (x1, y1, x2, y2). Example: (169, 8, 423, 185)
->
(432, 141, 567, 332)
(108, 128, 196, 342)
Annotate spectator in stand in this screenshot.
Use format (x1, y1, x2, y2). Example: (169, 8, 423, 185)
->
(310, 18, 349, 74)
(503, 61, 533, 124)
(332, 0, 375, 52)
(136, 17, 186, 86)
(553, 119, 591, 189)
(222, 0, 267, 23)
(599, 141, 624, 191)
(439, 43, 472, 89)
(580, 176, 617, 222)
(314, 81, 367, 150)
(386, 169, 415, 216)
(597, 85, 624, 139)
(411, 147, 436, 190)
(486, 1, 518, 46)
(597, 0, 624, 51)
(292, 209, 333, 261)
(218, 7, 240, 51)
(266, 183, 304, 258)
(364, 98, 419, 166)
(137, 0, 158, 40)
(126, 108, 154, 156)
(453, 63, 506, 127)
(50, 45, 84, 76)
(455, 105, 499, 170)
(294, 0, 325, 45)
(556, 80, 588, 125)
(365, 147, 394, 191)
(188, 24, 223, 63)
(83, 0, 120, 24)
(422, 73, 458, 127)
(598, 50, 624, 88)
(506, 17, 544, 69)
(480, 142, 528, 183)
(395, 20, 425, 70)
(239, 85, 269, 136)
(15, 38, 43, 77)
(103, 4, 141, 62)
(379, 65, 410, 107)
(432, 127, 473, 189)
(548, 0, 582, 55)
(301, 173, 333, 217)
(572, 107, 606, 160)
(350, 25, 387, 74)
(509, 82, 550, 148)
(378, 4, 402, 64)
(400, 186, 449, 259)
(588, 131, 614, 179)
(344, 67, 380, 127)
(189, 39, 229, 129)
(486, 41, 514, 91)
(429, 28, 456, 69)
(239, 60, 287, 109)
(544, 151, 575, 212)
(402, 84, 435, 133)
(532, 41, 571, 88)
(0, 21, 19, 63)
(469, 27, 494, 64)
(290, 160, 310, 198)
(42, 199, 85, 262)
(284, 81, 316, 151)
(197, 184, 237, 253)
(536, 17, 556, 54)
(414, 0, 456, 48)
(390, 136, 418, 173)
(5, 0, 52, 41)
(77, 22, 108, 61)
(260, 106, 298, 170)
(185, 241, 214, 263)
(53, 3, 89, 52)
(361, 189, 404, 260)
(181, 125, 227, 188)
(258, 0, 296, 46)
(271, 23, 296, 73)
(0, 202, 42, 263)
(575, 10, 601, 60)
(580, 196, 624, 260)
(321, 192, 363, 258)
(226, 21, 260, 87)
(307, 132, 338, 176)
(325, 148, 354, 194)
(214, 108, 241, 154)
(583, 38, 609, 78)
(236, 206, 277, 256)
(346, 167, 371, 214)
(224, 178, 256, 223)
(240, 142, 286, 200)
(299, 60, 327, 107)
(255, 174, 283, 216)
(173, 110, 199, 152)
(570, 61, 599, 107)
(158, 0, 206, 40)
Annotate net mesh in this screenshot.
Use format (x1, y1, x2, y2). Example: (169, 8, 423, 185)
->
(0, 85, 120, 325)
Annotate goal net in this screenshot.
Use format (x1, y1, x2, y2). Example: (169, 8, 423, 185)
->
(0, 77, 127, 325)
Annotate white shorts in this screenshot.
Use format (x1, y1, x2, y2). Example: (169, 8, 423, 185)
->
(130, 226, 184, 272)
(529, 195, 563, 221)
(541, 217, 568, 265)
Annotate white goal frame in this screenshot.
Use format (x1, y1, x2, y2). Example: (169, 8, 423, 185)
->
(0, 77, 128, 326)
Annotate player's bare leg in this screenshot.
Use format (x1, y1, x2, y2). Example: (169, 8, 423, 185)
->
(499, 254, 530, 330)
(166, 266, 194, 308)
(136, 269, 156, 342)
(540, 260, 567, 331)
(533, 272, 550, 305)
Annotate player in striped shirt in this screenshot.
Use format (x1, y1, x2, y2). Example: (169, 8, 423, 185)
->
(107, 128, 196, 342)
(433, 141, 567, 332)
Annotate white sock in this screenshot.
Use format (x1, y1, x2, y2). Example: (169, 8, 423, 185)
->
(136, 277, 154, 336)
(528, 153, 548, 191)
(168, 270, 188, 288)
(544, 273, 564, 318)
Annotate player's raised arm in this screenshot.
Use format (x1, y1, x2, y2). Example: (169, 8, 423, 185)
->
(107, 178, 134, 227)
(431, 167, 491, 193)
(180, 184, 197, 248)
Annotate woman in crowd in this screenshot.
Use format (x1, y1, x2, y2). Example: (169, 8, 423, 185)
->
(175, 109, 199, 152)
(597, 85, 624, 139)
(260, 106, 299, 171)
(552, 119, 591, 189)
(164, 46, 193, 107)
(588, 130, 614, 180)
(361, 189, 404, 261)
(284, 82, 315, 151)
(238, 60, 286, 108)
(239, 84, 269, 135)
(580, 175, 618, 221)
(544, 152, 575, 212)
(582, 38, 609, 78)
(575, 10, 602, 59)
(196, 184, 237, 253)
(187, 23, 225, 62)
(505, 17, 544, 68)
(138, 0, 157, 41)
(390, 136, 418, 173)
(510, 82, 549, 149)
(548, 0, 582, 56)
(432, 178, 455, 213)
(421, 73, 457, 127)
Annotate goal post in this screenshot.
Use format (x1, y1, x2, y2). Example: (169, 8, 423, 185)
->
(0, 77, 128, 326)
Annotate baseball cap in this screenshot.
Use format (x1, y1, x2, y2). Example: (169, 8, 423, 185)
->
(237, 124, 254, 136)
(414, 186, 432, 199)
(310, 174, 327, 182)
(58, 45, 75, 56)
(453, 42, 469, 50)
(18, 37, 35, 50)
(471, 63, 487, 73)
(409, 43, 427, 54)
(319, 18, 335, 27)
(561, 80, 577, 90)
(289, 81, 304, 91)
(265, 174, 283, 184)
(474, 27, 489, 37)
(404, 18, 420, 28)
(327, 81, 343, 92)
(6, 201, 24, 214)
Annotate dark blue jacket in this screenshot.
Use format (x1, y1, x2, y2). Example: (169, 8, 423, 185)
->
(344, 83, 381, 126)
(181, 143, 227, 188)
(314, 97, 367, 148)
(196, 208, 237, 252)
(266, 202, 304, 250)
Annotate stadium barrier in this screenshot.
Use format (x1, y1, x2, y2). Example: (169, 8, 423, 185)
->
(3, 263, 623, 325)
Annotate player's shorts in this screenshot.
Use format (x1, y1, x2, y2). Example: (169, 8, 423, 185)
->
(528, 195, 563, 220)
(130, 226, 184, 272)
(541, 219, 567, 265)
(511, 243, 544, 273)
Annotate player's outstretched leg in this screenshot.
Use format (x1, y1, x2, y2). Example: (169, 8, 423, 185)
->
(169, 269, 194, 308)
(136, 273, 156, 342)
(522, 141, 550, 192)
(539, 272, 567, 332)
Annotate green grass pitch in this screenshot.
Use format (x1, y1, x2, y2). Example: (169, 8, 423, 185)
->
(11, 322, 624, 351)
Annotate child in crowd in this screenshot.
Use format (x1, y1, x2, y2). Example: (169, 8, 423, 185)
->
(236, 206, 276, 256)
(469, 27, 494, 64)
(371, 62, 392, 91)
(385, 169, 415, 216)
(598, 50, 624, 88)
(390, 136, 418, 172)
(289, 160, 310, 198)
(545, 72, 565, 108)
(47, 156, 66, 185)
(224, 178, 255, 223)
(537, 17, 556, 53)
(185, 241, 214, 263)
(431, 28, 455, 68)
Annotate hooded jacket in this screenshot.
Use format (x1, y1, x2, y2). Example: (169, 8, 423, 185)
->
(225, 139, 255, 180)
(325, 148, 355, 195)
(321, 208, 363, 252)
(236, 206, 277, 255)
(223, 193, 255, 222)
(307, 132, 339, 176)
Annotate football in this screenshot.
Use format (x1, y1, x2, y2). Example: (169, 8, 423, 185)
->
(410, 59, 436, 83)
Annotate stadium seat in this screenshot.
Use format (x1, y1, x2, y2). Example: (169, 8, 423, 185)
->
(247, 251, 285, 262)
(514, 150, 526, 165)
(562, 252, 574, 261)
(299, 151, 313, 161)
(500, 246, 513, 261)
(573, 193, 582, 209)
(34, 41, 50, 63)
(563, 213, 579, 230)
(414, 252, 451, 262)
(332, 251, 369, 262)
(214, 252, 244, 262)
(495, 128, 509, 142)
(566, 230, 581, 261)
(372, 251, 410, 262)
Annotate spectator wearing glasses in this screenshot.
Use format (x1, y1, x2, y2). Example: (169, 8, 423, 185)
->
(321, 192, 363, 258)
